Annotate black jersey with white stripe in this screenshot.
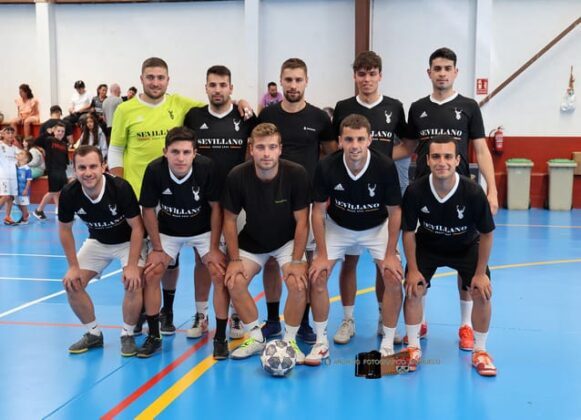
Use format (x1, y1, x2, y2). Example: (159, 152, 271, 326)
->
(139, 155, 220, 237)
(313, 149, 401, 231)
(58, 174, 140, 245)
(408, 94, 485, 177)
(402, 174, 495, 252)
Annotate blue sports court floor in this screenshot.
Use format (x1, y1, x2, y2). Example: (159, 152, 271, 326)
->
(0, 207, 580, 419)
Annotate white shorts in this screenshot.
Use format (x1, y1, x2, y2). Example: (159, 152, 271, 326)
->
(240, 240, 294, 269)
(323, 217, 388, 262)
(77, 238, 147, 275)
(0, 177, 17, 196)
(306, 204, 316, 252)
(156, 231, 213, 266)
(16, 196, 29, 206)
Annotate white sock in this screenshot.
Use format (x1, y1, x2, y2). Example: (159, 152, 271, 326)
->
(473, 330, 488, 352)
(313, 320, 328, 343)
(247, 320, 264, 342)
(195, 301, 209, 318)
(121, 323, 135, 337)
(381, 325, 396, 351)
(284, 324, 299, 341)
(406, 323, 422, 349)
(84, 320, 101, 336)
(460, 300, 473, 327)
(343, 305, 354, 320)
(421, 295, 426, 324)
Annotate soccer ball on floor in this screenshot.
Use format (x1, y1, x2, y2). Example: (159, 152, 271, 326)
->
(260, 339, 297, 377)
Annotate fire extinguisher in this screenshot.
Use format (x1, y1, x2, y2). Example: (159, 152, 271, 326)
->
(489, 126, 504, 154)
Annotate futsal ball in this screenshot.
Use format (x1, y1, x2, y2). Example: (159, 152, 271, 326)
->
(260, 339, 297, 377)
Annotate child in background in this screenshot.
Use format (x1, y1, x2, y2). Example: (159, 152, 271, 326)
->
(23, 136, 46, 179)
(0, 127, 19, 225)
(15, 150, 33, 224)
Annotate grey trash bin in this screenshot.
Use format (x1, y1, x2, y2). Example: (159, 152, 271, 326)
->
(506, 159, 534, 210)
(547, 159, 577, 210)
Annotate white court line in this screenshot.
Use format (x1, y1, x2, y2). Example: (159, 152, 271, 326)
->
(0, 269, 122, 319)
(0, 277, 62, 282)
(496, 224, 581, 229)
(0, 253, 66, 258)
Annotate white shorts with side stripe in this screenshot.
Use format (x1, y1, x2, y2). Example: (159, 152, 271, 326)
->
(77, 238, 147, 275)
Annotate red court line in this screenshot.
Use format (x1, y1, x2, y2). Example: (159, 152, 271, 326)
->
(101, 291, 265, 420)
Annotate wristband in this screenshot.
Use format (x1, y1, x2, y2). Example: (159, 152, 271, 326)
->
(230, 258, 242, 262)
(152, 249, 164, 253)
(290, 259, 305, 265)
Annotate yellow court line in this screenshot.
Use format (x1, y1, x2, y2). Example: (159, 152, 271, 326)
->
(137, 257, 581, 417)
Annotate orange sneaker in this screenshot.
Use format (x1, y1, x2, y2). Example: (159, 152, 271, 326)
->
(403, 322, 428, 345)
(472, 351, 497, 376)
(404, 346, 422, 372)
(3, 217, 16, 226)
(459, 325, 474, 351)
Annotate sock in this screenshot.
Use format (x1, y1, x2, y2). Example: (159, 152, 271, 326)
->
(313, 320, 328, 343)
(84, 320, 101, 336)
(301, 303, 310, 325)
(215, 318, 228, 341)
(421, 296, 426, 324)
(121, 323, 135, 337)
(284, 324, 299, 341)
(195, 301, 209, 318)
(248, 321, 264, 342)
(382, 325, 396, 350)
(161, 289, 176, 313)
(146, 314, 160, 338)
(406, 323, 422, 349)
(343, 305, 355, 320)
(267, 301, 280, 322)
(473, 330, 488, 352)
(460, 300, 473, 327)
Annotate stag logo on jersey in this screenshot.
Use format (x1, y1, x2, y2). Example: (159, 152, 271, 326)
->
(233, 119, 241, 132)
(192, 187, 200, 201)
(456, 205, 465, 219)
(108, 204, 118, 216)
(454, 108, 462, 120)
(168, 110, 174, 120)
(368, 183, 376, 197)
(384, 111, 392, 124)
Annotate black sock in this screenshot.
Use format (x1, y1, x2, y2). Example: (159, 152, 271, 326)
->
(215, 318, 228, 341)
(267, 301, 280, 322)
(161, 289, 176, 313)
(301, 303, 311, 326)
(147, 314, 160, 338)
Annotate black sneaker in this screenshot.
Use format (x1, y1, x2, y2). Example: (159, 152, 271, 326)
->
(33, 209, 47, 221)
(137, 335, 162, 358)
(297, 322, 317, 344)
(261, 320, 282, 339)
(68, 332, 104, 354)
(160, 309, 176, 336)
(213, 338, 229, 360)
(134, 312, 146, 336)
(120, 335, 137, 357)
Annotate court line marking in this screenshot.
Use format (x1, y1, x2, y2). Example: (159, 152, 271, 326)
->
(0, 277, 63, 282)
(0, 253, 66, 258)
(134, 257, 581, 418)
(496, 223, 581, 229)
(0, 269, 122, 319)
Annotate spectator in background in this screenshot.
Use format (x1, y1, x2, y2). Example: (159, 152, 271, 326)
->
(122, 87, 137, 102)
(257, 82, 283, 113)
(63, 80, 92, 126)
(102, 84, 123, 140)
(91, 84, 108, 126)
(39, 105, 74, 144)
(22, 136, 46, 179)
(74, 114, 108, 161)
(10, 84, 40, 137)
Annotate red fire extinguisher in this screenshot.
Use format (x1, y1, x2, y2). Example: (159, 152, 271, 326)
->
(489, 126, 504, 154)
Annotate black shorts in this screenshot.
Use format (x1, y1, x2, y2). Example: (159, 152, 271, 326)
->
(410, 241, 491, 290)
(48, 171, 67, 193)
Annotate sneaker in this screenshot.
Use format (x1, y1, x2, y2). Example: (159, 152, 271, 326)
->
(229, 313, 244, 339)
(33, 209, 47, 221)
(68, 332, 104, 354)
(261, 320, 282, 339)
(120, 335, 137, 357)
(137, 335, 162, 358)
(333, 318, 355, 344)
(213, 338, 229, 360)
(16, 217, 29, 225)
(134, 313, 146, 336)
(472, 351, 497, 376)
(304, 341, 330, 366)
(289, 339, 305, 365)
(377, 318, 404, 344)
(159, 309, 176, 336)
(186, 313, 208, 338)
(459, 325, 474, 351)
(297, 322, 317, 344)
(380, 345, 395, 357)
(404, 346, 422, 372)
(403, 322, 429, 345)
(3, 217, 16, 226)
(230, 337, 265, 359)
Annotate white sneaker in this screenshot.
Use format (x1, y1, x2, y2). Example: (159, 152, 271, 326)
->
(186, 313, 209, 338)
(289, 339, 305, 365)
(230, 337, 266, 359)
(229, 313, 244, 339)
(304, 341, 330, 366)
(377, 317, 403, 344)
(333, 318, 355, 344)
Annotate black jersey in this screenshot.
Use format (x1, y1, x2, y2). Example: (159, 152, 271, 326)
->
(139, 155, 219, 237)
(183, 105, 257, 187)
(402, 174, 495, 252)
(313, 149, 401, 231)
(408, 93, 485, 177)
(258, 102, 334, 181)
(332, 96, 410, 158)
(222, 159, 310, 254)
(58, 174, 141, 245)
(36, 136, 69, 172)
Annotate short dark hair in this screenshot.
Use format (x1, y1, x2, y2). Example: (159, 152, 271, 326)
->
(429, 47, 457, 67)
(339, 114, 371, 136)
(20, 150, 33, 164)
(74, 145, 104, 166)
(19, 84, 34, 99)
(142, 57, 168, 74)
(281, 58, 307, 76)
(52, 121, 66, 131)
(250, 123, 281, 144)
(74, 80, 85, 89)
(49, 105, 63, 115)
(267, 82, 277, 88)
(428, 135, 459, 155)
(352, 51, 382, 73)
(97, 83, 108, 93)
(206, 65, 232, 83)
(128, 86, 137, 94)
(165, 126, 197, 149)
(3, 126, 15, 133)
